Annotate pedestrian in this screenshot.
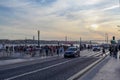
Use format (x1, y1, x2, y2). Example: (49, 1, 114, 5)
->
(59, 46, 64, 56)
(109, 46, 112, 56)
(45, 45, 49, 56)
(114, 46, 118, 59)
(49, 46, 53, 56)
(102, 47, 105, 56)
(119, 45, 120, 51)
(56, 46, 60, 56)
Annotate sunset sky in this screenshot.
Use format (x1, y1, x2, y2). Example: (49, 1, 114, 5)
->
(0, 0, 120, 40)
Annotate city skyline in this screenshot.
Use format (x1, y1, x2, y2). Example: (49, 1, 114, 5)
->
(0, 0, 120, 40)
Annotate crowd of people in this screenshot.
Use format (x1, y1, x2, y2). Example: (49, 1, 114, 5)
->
(0, 44, 95, 57)
(1, 43, 120, 58)
(0, 43, 90, 57)
(109, 45, 120, 59)
(0, 45, 70, 57)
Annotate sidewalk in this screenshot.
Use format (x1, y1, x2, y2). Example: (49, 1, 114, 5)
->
(92, 57, 120, 80)
(79, 56, 120, 80)
(0, 55, 59, 66)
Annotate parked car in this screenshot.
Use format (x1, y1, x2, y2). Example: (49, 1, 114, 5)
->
(64, 47, 80, 58)
(92, 46, 101, 51)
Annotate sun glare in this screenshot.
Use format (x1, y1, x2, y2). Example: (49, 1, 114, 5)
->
(91, 24, 99, 30)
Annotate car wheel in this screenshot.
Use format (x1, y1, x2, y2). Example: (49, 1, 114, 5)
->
(78, 54, 80, 57)
(64, 55, 67, 58)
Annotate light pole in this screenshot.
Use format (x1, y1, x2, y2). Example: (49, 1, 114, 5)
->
(33, 36, 35, 46)
(65, 36, 67, 43)
(107, 33, 108, 44)
(79, 37, 81, 51)
(38, 30, 40, 48)
(105, 33, 108, 44)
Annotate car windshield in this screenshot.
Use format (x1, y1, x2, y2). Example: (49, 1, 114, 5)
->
(67, 48, 77, 51)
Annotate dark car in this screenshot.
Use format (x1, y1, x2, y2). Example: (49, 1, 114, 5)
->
(64, 47, 80, 58)
(92, 46, 101, 51)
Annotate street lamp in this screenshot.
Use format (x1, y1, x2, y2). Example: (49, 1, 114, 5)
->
(38, 30, 40, 48)
(79, 37, 81, 51)
(105, 33, 108, 44)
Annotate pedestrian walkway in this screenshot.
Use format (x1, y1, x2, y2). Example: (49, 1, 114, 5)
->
(0, 57, 18, 60)
(0, 55, 59, 66)
(92, 57, 120, 80)
(79, 56, 120, 80)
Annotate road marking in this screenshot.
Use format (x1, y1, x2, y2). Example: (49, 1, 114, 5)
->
(67, 59, 103, 80)
(67, 52, 109, 80)
(82, 51, 101, 57)
(5, 58, 77, 80)
(85, 51, 101, 57)
(0, 56, 63, 71)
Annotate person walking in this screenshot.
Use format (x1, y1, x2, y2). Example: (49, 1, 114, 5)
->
(114, 46, 118, 59)
(109, 46, 112, 56)
(59, 46, 64, 56)
(45, 45, 49, 56)
(56, 46, 60, 56)
(102, 47, 105, 56)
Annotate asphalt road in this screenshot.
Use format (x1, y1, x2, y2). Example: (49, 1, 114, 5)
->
(0, 58, 99, 80)
(0, 50, 102, 80)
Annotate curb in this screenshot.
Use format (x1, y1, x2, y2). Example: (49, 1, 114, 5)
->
(67, 52, 109, 80)
(0, 55, 61, 70)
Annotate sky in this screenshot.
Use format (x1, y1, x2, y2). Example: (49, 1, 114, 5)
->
(0, 0, 120, 41)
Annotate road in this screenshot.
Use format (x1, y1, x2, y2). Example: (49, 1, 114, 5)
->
(0, 50, 103, 80)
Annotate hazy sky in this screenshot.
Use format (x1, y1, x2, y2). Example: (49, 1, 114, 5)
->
(0, 0, 120, 40)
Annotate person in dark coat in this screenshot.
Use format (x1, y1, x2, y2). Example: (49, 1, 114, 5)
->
(109, 46, 112, 56)
(102, 47, 105, 56)
(114, 46, 118, 59)
(45, 45, 49, 56)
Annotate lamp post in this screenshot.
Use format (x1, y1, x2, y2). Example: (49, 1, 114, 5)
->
(38, 30, 40, 48)
(79, 37, 81, 51)
(65, 36, 67, 43)
(105, 33, 108, 44)
(33, 36, 35, 46)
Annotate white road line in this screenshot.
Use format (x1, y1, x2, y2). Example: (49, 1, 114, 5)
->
(67, 52, 109, 80)
(84, 52, 100, 57)
(5, 58, 77, 80)
(81, 51, 101, 57)
(67, 58, 104, 80)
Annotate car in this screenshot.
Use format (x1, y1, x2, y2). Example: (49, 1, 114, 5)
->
(92, 46, 101, 51)
(64, 47, 80, 58)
